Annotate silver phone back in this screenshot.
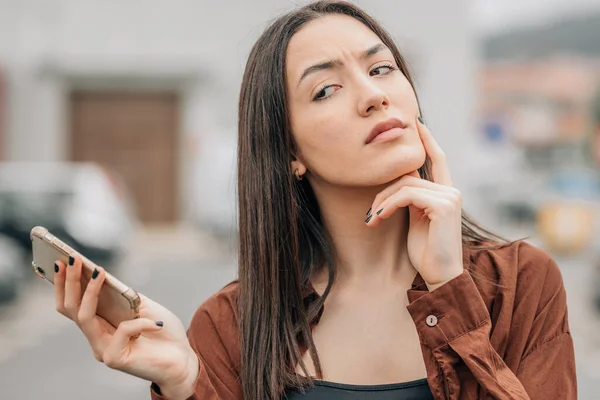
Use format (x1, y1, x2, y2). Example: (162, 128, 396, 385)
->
(31, 228, 138, 328)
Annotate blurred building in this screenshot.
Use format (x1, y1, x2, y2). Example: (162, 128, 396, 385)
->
(480, 57, 600, 169)
(474, 11, 600, 253)
(593, 89, 600, 166)
(0, 0, 478, 229)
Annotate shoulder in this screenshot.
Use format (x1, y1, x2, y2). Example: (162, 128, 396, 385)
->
(469, 240, 562, 284)
(468, 240, 566, 310)
(187, 281, 241, 365)
(469, 241, 572, 361)
(191, 280, 240, 327)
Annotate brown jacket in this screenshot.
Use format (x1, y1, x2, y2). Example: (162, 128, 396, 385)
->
(151, 241, 577, 399)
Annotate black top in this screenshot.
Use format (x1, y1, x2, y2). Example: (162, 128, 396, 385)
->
(284, 377, 434, 399)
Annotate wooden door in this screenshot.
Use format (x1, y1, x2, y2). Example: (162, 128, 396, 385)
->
(70, 91, 179, 223)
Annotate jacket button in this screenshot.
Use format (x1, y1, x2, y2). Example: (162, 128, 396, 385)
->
(426, 315, 438, 327)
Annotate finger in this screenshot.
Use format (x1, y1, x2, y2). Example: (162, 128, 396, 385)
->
(54, 260, 67, 316)
(64, 255, 83, 320)
(78, 266, 106, 336)
(78, 266, 113, 362)
(102, 318, 164, 369)
(370, 172, 455, 215)
(416, 116, 453, 186)
(367, 186, 452, 227)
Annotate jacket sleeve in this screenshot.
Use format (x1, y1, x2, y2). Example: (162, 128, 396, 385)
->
(150, 296, 243, 400)
(406, 258, 576, 399)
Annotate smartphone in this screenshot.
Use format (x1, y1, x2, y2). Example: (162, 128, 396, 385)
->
(30, 226, 140, 329)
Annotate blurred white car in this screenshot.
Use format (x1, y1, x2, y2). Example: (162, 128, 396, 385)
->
(0, 162, 139, 268)
(189, 134, 237, 237)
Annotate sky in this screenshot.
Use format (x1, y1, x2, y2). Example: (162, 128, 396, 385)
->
(474, 0, 600, 34)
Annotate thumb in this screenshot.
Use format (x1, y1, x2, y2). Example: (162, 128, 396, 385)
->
(408, 204, 424, 223)
(406, 170, 424, 222)
(102, 318, 164, 368)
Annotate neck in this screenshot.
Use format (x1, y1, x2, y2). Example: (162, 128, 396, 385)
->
(309, 178, 417, 290)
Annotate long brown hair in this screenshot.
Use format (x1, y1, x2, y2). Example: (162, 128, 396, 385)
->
(237, 1, 509, 398)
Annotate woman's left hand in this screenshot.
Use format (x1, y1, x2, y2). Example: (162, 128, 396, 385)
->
(366, 116, 463, 290)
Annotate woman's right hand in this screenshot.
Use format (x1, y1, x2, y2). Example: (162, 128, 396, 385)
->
(54, 256, 199, 400)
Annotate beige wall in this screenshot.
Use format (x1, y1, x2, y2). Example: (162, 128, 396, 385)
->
(0, 0, 479, 226)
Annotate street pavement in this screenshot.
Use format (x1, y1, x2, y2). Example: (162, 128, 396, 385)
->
(0, 227, 598, 399)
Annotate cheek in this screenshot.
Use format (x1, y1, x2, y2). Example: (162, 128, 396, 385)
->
(294, 107, 352, 154)
(292, 115, 359, 181)
(391, 78, 419, 112)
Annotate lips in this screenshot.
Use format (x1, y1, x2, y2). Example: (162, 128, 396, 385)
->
(365, 117, 407, 144)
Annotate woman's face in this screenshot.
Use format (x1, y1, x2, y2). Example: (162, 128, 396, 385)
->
(286, 15, 426, 187)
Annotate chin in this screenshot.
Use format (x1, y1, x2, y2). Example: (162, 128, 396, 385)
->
(328, 146, 426, 187)
(378, 146, 426, 181)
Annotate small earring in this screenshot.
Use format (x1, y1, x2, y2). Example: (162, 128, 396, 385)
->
(294, 169, 303, 181)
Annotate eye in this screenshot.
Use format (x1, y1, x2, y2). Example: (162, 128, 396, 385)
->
(370, 63, 397, 76)
(313, 84, 341, 101)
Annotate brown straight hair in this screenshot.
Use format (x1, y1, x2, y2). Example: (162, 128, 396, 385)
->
(237, 1, 511, 398)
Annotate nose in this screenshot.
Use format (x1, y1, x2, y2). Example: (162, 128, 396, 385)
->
(357, 80, 390, 117)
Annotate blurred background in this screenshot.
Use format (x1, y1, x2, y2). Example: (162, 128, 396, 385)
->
(0, 0, 598, 398)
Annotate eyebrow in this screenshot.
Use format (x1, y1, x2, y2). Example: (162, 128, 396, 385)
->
(296, 43, 388, 88)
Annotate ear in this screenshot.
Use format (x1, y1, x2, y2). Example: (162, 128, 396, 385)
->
(290, 157, 307, 177)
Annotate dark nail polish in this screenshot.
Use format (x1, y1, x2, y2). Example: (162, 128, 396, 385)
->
(68, 256, 74, 266)
(92, 268, 99, 280)
(376, 208, 383, 215)
(54, 263, 59, 273)
(155, 321, 164, 327)
(418, 116, 425, 125)
(366, 207, 372, 216)
(365, 215, 373, 223)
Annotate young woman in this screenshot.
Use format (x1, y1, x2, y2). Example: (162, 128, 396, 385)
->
(53, 1, 577, 399)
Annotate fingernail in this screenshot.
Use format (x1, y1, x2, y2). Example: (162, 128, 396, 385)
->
(68, 256, 74, 266)
(54, 263, 59, 273)
(92, 268, 99, 280)
(376, 208, 384, 215)
(155, 321, 164, 327)
(365, 215, 373, 223)
(366, 207, 372, 216)
(418, 116, 424, 125)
